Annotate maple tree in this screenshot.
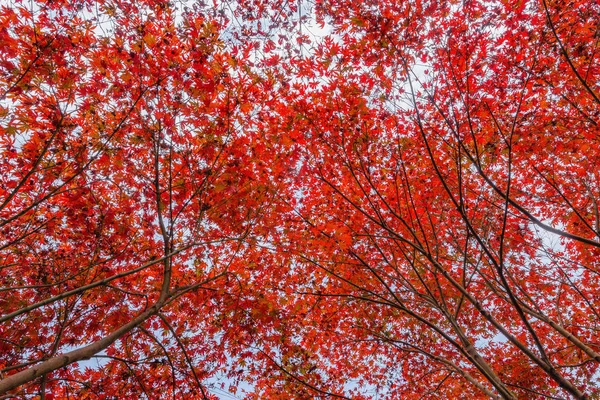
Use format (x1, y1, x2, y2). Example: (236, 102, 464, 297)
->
(255, 0, 600, 398)
(1, 0, 599, 398)
(0, 0, 298, 397)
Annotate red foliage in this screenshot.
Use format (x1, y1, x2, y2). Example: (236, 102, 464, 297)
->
(1, 0, 599, 398)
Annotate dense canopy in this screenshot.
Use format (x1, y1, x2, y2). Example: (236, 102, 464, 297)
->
(1, 0, 599, 398)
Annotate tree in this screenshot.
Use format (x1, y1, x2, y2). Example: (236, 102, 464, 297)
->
(0, 0, 300, 397)
(254, 0, 600, 398)
(1, 0, 599, 398)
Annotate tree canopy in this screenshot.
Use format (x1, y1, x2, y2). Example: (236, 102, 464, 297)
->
(1, 0, 599, 398)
